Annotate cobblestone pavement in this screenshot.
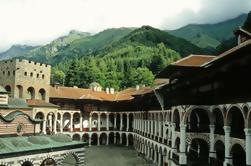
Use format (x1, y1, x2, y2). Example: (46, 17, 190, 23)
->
(85, 145, 155, 166)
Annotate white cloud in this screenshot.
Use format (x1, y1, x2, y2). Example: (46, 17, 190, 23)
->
(0, 0, 250, 52)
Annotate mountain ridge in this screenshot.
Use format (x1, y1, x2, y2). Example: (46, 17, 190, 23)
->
(168, 13, 247, 49)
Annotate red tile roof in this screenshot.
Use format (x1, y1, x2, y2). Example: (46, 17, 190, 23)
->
(50, 86, 152, 101)
(172, 54, 216, 67)
(27, 99, 59, 108)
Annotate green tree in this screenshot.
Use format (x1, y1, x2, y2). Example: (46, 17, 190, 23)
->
(128, 67, 154, 87)
(65, 60, 78, 87)
(52, 69, 65, 85)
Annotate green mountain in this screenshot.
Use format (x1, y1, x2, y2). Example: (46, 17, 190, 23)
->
(53, 25, 208, 89)
(113, 25, 206, 57)
(21, 28, 135, 64)
(20, 30, 91, 62)
(0, 30, 91, 61)
(0, 45, 38, 60)
(168, 14, 247, 49)
(216, 12, 251, 54)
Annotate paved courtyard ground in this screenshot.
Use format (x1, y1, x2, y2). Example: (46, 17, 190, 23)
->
(85, 145, 155, 166)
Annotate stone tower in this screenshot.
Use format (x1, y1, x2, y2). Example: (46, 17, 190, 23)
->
(0, 59, 51, 102)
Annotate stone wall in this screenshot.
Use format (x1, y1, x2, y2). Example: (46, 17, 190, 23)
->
(0, 147, 85, 166)
(0, 59, 51, 102)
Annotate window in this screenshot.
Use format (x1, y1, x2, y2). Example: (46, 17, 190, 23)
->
(37, 74, 39, 78)
(3, 71, 5, 75)
(13, 71, 15, 75)
(7, 71, 10, 76)
(42, 74, 45, 79)
(24, 72, 27, 76)
(30, 72, 33, 77)
(16, 123, 24, 135)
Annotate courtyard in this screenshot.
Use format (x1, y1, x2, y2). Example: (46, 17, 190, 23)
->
(85, 145, 154, 166)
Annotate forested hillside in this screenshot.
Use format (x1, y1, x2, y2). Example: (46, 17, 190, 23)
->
(168, 14, 247, 49)
(52, 26, 208, 90)
(18, 28, 135, 64)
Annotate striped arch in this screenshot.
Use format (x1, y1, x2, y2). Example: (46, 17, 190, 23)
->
(60, 152, 81, 165)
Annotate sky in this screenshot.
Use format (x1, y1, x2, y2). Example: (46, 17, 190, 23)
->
(0, 0, 250, 52)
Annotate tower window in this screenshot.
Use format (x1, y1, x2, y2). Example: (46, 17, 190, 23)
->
(24, 72, 27, 76)
(30, 72, 33, 77)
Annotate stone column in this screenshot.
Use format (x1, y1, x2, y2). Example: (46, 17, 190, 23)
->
(179, 124, 187, 165)
(154, 149, 157, 163)
(106, 113, 109, 131)
(127, 114, 129, 131)
(60, 114, 63, 133)
(106, 134, 109, 145)
(162, 121, 165, 143)
(155, 115, 158, 138)
(245, 128, 251, 166)
(97, 134, 100, 146)
(114, 114, 117, 130)
(120, 114, 123, 131)
(53, 113, 57, 134)
(151, 115, 154, 136)
(134, 114, 137, 131)
(133, 114, 136, 131)
(159, 114, 162, 138)
(224, 126, 232, 166)
(142, 117, 144, 134)
(137, 114, 140, 131)
(80, 114, 83, 132)
(43, 116, 47, 134)
(126, 134, 129, 146)
(139, 113, 141, 132)
(98, 113, 101, 131)
(148, 118, 150, 135)
(114, 135, 117, 144)
(167, 122, 171, 142)
(147, 146, 150, 159)
(158, 152, 162, 166)
(49, 114, 52, 132)
(89, 136, 92, 147)
(70, 113, 73, 132)
(209, 125, 216, 160)
(120, 133, 122, 144)
(89, 115, 92, 131)
(171, 123, 176, 147)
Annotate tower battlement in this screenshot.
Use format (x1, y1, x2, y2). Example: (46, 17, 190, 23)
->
(0, 59, 51, 102)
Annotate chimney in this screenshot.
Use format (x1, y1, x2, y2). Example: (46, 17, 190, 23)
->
(110, 88, 114, 94)
(94, 86, 97, 91)
(73, 86, 78, 88)
(136, 85, 140, 90)
(106, 88, 109, 94)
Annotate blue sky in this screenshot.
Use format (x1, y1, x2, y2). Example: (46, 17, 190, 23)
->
(0, 0, 250, 52)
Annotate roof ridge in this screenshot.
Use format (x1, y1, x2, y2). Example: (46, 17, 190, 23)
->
(202, 39, 251, 67)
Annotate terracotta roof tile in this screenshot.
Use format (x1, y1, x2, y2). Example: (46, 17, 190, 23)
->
(172, 54, 216, 67)
(27, 99, 59, 108)
(50, 86, 140, 101)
